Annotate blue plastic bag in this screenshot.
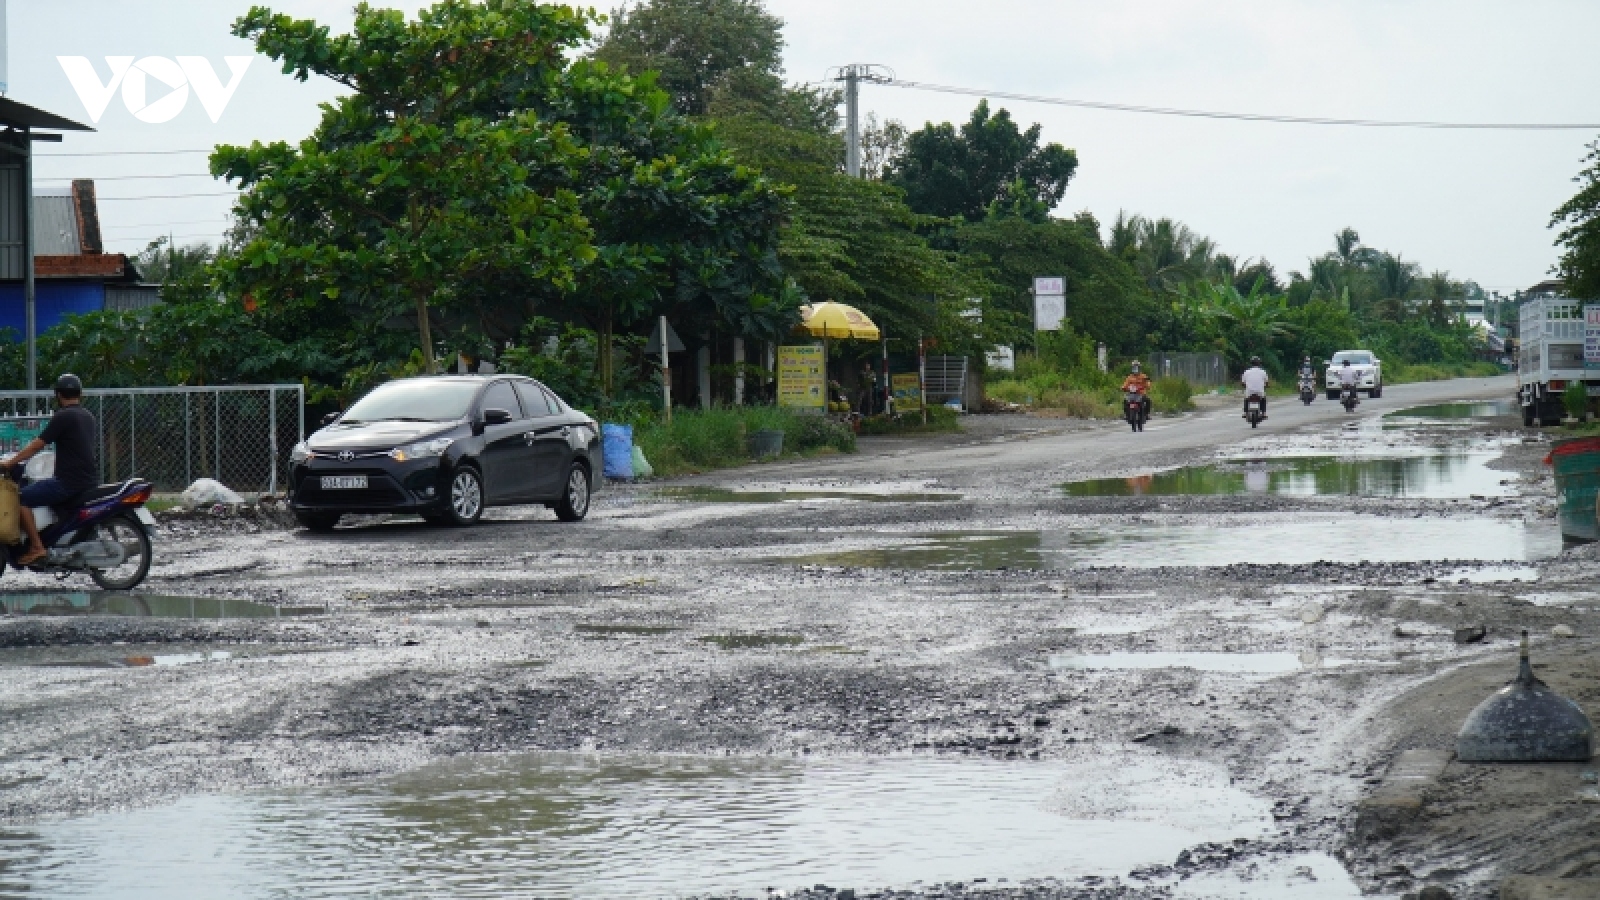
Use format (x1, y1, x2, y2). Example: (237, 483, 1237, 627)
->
(602, 424, 634, 479)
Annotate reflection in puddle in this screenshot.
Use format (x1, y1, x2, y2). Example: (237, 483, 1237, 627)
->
(698, 633, 804, 650)
(1438, 565, 1540, 584)
(784, 519, 1563, 571)
(31, 651, 234, 669)
(1387, 399, 1518, 420)
(0, 593, 324, 619)
(1064, 453, 1513, 499)
(1050, 651, 1343, 675)
(573, 624, 678, 638)
(0, 753, 1352, 898)
(655, 486, 962, 504)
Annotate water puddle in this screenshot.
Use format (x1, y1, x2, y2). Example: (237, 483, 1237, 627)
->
(1437, 565, 1540, 584)
(573, 624, 678, 639)
(0, 593, 325, 619)
(29, 651, 235, 669)
(0, 752, 1353, 898)
(1387, 399, 1518, 420)
(783, 519, 1563, 571)
(698, 633, 805, 650)
(1050, 651, 1345, 675)
(1064, 453, 1513, 499)
(655, 486, 962, 504)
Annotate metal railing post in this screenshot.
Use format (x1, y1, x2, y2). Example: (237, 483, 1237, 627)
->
(97, 395, 105, 483)
(214, 390, 221, 480)
(184, 391, 191, 487)
(268, 387, 278, 497)
(129, 393, 136, 477)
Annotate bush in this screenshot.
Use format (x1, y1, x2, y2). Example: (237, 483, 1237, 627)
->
(1565, 382, 1590, 420)
(1149, 376, 1194, 413)
(858, 405, 962, 435)
(627, 407, 855, 476)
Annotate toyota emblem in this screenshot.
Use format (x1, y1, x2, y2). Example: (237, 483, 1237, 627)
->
(338, 450, 355, 462)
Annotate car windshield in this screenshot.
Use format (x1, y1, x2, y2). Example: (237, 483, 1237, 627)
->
(1332, 352, 1373, 365)
(341, 380, 481, 423)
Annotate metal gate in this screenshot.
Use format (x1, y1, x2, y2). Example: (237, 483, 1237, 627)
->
(0, 385, 304, 496)
(1150, 352, 1228, 387)
(923, 356, 969, 409)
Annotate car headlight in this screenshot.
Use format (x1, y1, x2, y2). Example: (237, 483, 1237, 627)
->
(290, 442, 310, 464)
(389, 437, 454, 462)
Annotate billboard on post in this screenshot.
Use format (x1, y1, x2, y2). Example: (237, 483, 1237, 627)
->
(777, 345, 826, 411)
(1033, 276, 1065, 331)
(891, 373, 923, 412)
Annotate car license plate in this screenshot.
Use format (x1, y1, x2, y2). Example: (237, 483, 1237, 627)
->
(321, 476, 368, 490)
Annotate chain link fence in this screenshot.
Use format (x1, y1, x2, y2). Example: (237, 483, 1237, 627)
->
(1149, 352, 1229, 388)
(0, 385, 304, 497)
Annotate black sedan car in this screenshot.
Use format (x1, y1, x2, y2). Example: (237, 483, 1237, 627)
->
(289, 376, 601, 530)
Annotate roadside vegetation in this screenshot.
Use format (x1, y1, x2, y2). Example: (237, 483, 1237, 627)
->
(627, 408, 855, 476)
(12, 0, 1520, 458)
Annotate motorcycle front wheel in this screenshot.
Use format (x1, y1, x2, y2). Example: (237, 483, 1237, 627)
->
(88, 515, 152, 591)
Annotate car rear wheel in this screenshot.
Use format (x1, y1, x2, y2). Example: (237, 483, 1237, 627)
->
(295, 510, 341, 532)
(554, 463, 591, 522)
(445, 467, 484, 526)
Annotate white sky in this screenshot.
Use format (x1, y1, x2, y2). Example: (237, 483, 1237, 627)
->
(15, 1, 1600, 292)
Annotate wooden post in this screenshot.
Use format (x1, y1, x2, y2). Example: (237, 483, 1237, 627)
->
(659, 315, 672, 425)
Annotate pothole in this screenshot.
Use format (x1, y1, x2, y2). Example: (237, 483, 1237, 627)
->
(1063, 452, 1516, 499)
(654, 486, 962, 504)
(697, 633, 804, 650)
(0, 593, 326, 619)
(573, 624, 679, 639)
(1049, 651, 1352, 675)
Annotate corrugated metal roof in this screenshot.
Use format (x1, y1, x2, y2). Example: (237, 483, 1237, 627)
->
(32, 193, 79, 256)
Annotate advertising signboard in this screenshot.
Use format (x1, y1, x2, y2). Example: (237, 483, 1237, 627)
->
(777, 345, 825, 410)
(1033, 276, 1065, 331)
(891, 373, 923, 413)
(1587, 304, 1600, 370)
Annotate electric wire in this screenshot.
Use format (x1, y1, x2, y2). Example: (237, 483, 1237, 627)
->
(34, 173, 215, 182)
(874, 78, 1600, 130)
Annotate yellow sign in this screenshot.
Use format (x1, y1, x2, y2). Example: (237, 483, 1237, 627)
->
(892, 373, 923, 413)
(777, 345, 826, 410)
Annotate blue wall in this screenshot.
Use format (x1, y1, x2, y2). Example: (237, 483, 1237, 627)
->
(0, 282, 107, 337)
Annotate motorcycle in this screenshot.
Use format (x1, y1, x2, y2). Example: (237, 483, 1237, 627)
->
(0, 453, 156, 590)
(1299, 375, 1316, 405)
(1244, 394, 1265, 428)
(1340, 385, 1360, 413)
(1123, 391, 1150, 432)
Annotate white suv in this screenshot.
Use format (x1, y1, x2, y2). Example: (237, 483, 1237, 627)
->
(1325, 351, 1383, 399)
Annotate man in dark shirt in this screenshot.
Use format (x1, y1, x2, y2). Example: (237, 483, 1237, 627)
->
(5, 374, 98, 565)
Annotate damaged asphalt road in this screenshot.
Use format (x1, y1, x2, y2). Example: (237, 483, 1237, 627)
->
(0, 373, 1595, 899)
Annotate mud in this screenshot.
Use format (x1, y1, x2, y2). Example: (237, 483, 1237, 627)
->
(0, 374, 1592, 899)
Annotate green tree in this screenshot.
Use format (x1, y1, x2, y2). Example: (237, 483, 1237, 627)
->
(888, 101, 1078, 222)
(214, 0, 792, 387)
(1109, 212, 1222, 293)
(1179, 279, 1296, 371)
(1553, 140, 1600, 299)
(593, 0, 784, 117)
(135, 238, 215, 284)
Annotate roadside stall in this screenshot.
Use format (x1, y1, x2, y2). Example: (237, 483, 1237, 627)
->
(778, 303, 885, 422)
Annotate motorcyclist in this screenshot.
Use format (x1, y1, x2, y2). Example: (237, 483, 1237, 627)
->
(1337, 359, 1360, 395)
(1121, 361, 1152, 418)
(1240, 356, 1269, 419)
(1298, 356, 1315, 381)
(3, 374, 98, 566)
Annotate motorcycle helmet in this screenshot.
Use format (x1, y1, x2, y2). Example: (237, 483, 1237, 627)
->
(1130, 361, 1141, 373)
(1250, 356, 1262, 366)
(54, 373, 83, 399)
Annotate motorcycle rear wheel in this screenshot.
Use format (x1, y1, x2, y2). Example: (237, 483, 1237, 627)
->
(88, 515, 152, 591)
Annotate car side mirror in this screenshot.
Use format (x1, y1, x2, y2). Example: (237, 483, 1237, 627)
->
(483, 408, 514, 426)
(321, 412, 341, 426)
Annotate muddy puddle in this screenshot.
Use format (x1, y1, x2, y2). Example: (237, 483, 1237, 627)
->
(0, 752, 1357, 898)
(1386, 398, 1518, 420)
(573, 624, 679, 638)
(655, 486, 962, 504)
(0, 593, 325, 619)
(1064, 452, 1513, 499)
(699, 633, 805, 649)
(1051, 651, 1347, 675)
(784, 518, 1564, 571)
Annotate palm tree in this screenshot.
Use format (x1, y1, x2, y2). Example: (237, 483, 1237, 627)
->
(1111, 213, 1223, 292)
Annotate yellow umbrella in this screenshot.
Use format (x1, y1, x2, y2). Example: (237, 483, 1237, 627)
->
(798, 302, 880, 341)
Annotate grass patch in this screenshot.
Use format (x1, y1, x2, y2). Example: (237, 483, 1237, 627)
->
(988, 373, 1196, 417)
(1385, 360, 1503, 384)
(623, 407, 856, 477)
(857, 405, 962, 436)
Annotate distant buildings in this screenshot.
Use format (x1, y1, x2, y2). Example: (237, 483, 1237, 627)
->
(0, 179, 159, 337)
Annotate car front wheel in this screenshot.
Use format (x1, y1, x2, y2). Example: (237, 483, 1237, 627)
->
(554, 463, 591, 522)
(445, 467, 484, 526)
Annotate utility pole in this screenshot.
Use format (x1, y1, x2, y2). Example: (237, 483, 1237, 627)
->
(828, 64, 893, 178)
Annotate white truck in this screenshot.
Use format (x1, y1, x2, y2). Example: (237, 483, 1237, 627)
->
(1517, 291, 1595, 427)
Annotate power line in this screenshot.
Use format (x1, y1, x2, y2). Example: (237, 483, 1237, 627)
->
(878, 79, 1600, 130)
(96, 191, 238, 201)
(35, 173, 214, 182)
(34, 149, 214, 158)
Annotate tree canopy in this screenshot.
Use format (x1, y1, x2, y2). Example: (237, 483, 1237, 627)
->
(1553, 139, 1600, 299)
(593, 0, 785, 117)
(888, 100, 1078, 223)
